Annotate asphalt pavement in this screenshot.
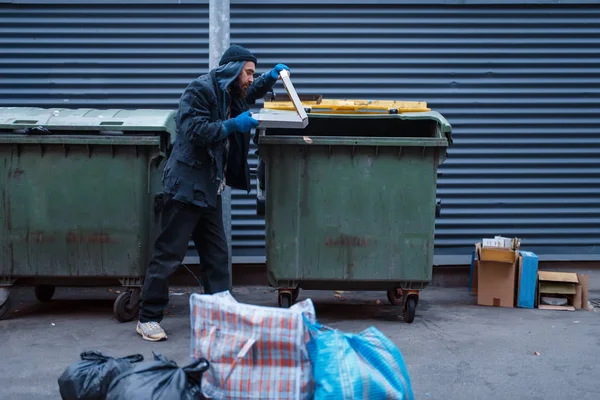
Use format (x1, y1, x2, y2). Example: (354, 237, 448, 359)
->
(0, 285, 599, 399)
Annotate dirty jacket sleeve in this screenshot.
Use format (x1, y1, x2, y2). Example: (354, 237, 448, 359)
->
(177, 80, 238, 146)
(245, 72, 277, 106)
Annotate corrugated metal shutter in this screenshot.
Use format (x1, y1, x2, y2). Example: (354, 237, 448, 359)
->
(1, 1, 599, 261)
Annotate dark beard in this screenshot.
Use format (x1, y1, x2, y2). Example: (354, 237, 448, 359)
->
(229, 80, 246, 98)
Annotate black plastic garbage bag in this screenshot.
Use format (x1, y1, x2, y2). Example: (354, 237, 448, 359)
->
(105, 352, 210, 400)
(58, 351, 144, 400)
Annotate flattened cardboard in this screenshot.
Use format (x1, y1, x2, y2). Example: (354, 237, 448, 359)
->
(577, 273, 589, 310)
(537, 271, 578, 311)
(476, 243, 517, 308)
(539, 282, 576, 295)
(537, 271, 578, 283)
(574, 281, 583, 310)
(538, 305, 576, 311)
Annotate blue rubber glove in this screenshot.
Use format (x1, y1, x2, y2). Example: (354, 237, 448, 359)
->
(224, 110, 258, 134)
(270, 63, 291, 80)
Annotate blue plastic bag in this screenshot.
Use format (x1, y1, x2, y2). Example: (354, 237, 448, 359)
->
(303, 316, 414, 400)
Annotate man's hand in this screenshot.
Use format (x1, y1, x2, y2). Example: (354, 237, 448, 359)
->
(269, 64, 291, 80)
(229, 110, 259, 133)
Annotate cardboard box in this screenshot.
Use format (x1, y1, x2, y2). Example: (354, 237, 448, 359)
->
(517, 251, 538, 309)
(476, 243, 518, 308)
(537, 271, 578, 311)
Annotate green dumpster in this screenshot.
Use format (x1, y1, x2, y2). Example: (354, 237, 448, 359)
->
(257, 110, 452, 323)
(0, 107, 176, 321)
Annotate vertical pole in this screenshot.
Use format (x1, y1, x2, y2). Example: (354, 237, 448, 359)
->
(209, 0, 232, 288)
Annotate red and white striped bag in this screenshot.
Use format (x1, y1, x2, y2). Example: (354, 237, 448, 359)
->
(189, 291, 316, 400)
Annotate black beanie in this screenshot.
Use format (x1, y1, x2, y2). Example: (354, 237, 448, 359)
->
(219, 44, 257, 66)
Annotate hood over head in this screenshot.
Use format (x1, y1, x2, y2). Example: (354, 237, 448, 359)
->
(214, 60, 245, 93)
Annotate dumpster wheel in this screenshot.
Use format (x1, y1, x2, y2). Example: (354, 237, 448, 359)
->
(278, 291, 292, 308)
(403, 295, 418, 324)
(35, 285, 55, 303)
(0, 290, 10, 320)
(278, 288, 300, 308)
(114, 290, 140, 322)
(386, 288, 403, 306)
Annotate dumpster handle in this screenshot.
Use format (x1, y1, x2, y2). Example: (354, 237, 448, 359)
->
(148, 153, 165, 197)
(23, 126, 52, 135)
(150, 154, 164, 169)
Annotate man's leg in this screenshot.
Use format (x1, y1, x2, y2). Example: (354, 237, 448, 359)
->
(138, 195, 201, 341)
(192, 196, 231, 294)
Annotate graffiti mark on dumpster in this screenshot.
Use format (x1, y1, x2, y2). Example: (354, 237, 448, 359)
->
(66, 232, 113, 244)
(8, 242, 14, 268)
(25, 231, 56, 244)
(325, 235, 369, 248)
(1, 189, 11, 231)
(7, 168, 24, 180)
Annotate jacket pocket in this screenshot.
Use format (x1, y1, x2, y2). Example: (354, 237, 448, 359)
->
(175, 153, 204, 170)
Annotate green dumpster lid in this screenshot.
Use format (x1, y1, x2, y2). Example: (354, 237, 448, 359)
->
(264, 109, 453, 146)
(309, 110, 451, 143)
(0, 107, 177, 143)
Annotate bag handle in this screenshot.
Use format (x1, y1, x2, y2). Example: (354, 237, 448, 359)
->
(120, 354, 145, 363)
(80, 351, 144, 363)
(205, 326, 257, 384)
(302, 313, 332, 334)
(80, 351, 109, 362)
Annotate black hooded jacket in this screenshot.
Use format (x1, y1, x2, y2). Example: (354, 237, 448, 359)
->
(163, 62, 276, 208)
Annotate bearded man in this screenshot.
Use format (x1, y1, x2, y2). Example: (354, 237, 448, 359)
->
(136, 44, 289, 341)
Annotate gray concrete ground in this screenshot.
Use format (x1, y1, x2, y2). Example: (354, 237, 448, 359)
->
(0, 285, 599, 399)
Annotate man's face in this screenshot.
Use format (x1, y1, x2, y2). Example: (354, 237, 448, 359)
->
(237, 61, 255, 97)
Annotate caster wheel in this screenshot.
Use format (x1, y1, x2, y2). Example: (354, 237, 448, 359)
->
(278, 292, 292, 308)
(0, 289, 10, 320)
(35, 285, 55, 303)
(387, 288, 403, 306)
(113, 290, 140, 322)
(291, 287, 300, 303)
(403, 296, 417, 324)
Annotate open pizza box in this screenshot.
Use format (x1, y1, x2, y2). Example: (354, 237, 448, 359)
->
(252, 69, 309, 129)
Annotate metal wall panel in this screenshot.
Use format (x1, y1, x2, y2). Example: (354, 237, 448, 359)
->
(1, 2, 599, 261)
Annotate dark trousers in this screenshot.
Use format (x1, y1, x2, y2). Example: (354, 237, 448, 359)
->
(139, 194, 230, 323)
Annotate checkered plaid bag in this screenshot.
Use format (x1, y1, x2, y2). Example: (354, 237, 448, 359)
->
(189, 291, 316, 400)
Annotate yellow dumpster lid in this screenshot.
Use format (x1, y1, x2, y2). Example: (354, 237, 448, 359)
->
(263, 98, 430, 114)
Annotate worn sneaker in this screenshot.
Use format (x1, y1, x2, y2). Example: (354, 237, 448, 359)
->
(136, 321, 167, 342)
